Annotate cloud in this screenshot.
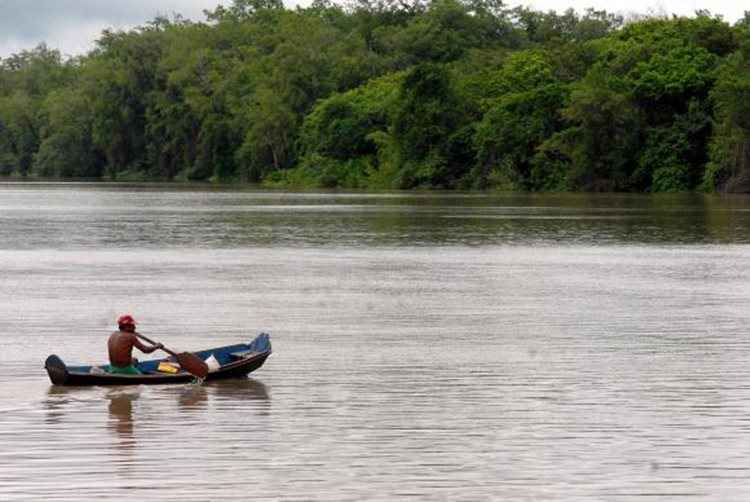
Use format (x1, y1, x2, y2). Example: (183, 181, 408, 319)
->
(514, 0, 744, 23)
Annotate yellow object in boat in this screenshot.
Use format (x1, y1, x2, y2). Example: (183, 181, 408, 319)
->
(157, 362, 180, 373)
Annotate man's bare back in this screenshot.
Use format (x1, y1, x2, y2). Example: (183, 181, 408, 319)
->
(108, 330, 161, 368)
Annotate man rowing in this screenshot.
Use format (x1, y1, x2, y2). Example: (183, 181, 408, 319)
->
(107, 314, 163, 375)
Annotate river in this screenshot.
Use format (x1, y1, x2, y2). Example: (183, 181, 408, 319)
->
(1, 183, 750, 500)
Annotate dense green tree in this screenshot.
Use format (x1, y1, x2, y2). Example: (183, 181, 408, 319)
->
(388, 63, 471, 187)
(509, 7, 622, 45)
(283, 72, 402, 187)
(472, 51, 567, 189)
(551, 67, 643, 191)
(34, 87, 104, 178)
(0, 2, 747, 192)
(536, 14, 725, 191)
(706, 41, 750, 191)
(0, 45, 75, 176)
(0, 91, 40, 176)
(300, 72, 401, 160)
(85, 26, 169, 178)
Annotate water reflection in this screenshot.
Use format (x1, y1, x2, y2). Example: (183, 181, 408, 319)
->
(205, 378, 270, 401)
(43, 385, 76, 425)
(43, 378, 270, 440)
(5, 185, 750, 248)
(177, 384, 208, 410)
(46, 377, 269, 399)
(107, 390, 140, 452)
(10, 186, 750, 500)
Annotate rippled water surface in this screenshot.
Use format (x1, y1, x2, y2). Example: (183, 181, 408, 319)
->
(2, 183, 750, 500)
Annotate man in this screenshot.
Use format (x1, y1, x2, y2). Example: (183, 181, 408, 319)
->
(107, 314, 163, 375)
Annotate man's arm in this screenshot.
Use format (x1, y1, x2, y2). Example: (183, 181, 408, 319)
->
(131, 333, 163, 354)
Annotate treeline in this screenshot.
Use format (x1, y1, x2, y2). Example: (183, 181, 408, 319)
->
(2, 0, 750, 191)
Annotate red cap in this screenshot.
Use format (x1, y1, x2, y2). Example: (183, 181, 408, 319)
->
(117, 314, 137, 327)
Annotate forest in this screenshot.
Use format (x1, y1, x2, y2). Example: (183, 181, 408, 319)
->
(1, 0, 750, 192)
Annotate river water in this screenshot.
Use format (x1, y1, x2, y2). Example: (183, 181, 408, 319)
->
(2, 183, 750, 501)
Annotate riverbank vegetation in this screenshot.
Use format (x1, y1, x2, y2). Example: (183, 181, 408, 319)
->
(1, 0, 750, 191)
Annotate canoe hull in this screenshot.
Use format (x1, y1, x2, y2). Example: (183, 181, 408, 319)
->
(45, 333, 271, 387)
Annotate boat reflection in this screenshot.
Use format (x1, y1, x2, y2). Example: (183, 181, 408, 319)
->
(170, 378, 270, 409)
(204, 378, 270, 401)
(44, 385, 75, 425)
(44, 377, 271, 451)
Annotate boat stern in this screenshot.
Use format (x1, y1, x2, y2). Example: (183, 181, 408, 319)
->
(45, 355, 69, 386)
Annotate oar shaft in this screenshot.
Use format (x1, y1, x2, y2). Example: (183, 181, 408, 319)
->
(135, 333, 178, 357)
(134, 333, 208, 380)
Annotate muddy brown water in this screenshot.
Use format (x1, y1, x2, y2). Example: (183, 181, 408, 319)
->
(1, 183, 750, 500)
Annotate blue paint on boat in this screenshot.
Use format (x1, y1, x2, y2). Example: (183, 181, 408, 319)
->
(45, 333, 272, 386)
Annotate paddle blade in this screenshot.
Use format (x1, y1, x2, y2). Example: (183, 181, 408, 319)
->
(176, 352, 209, 380)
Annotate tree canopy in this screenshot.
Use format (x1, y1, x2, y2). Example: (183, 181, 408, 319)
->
(0, 2, 748, 191)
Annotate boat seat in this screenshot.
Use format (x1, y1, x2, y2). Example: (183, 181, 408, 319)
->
(229, 350, 260, 360)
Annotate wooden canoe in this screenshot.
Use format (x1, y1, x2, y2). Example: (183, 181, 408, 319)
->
(45, 333, 271, 386)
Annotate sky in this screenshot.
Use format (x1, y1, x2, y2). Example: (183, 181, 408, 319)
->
(0, 0, 747, 58)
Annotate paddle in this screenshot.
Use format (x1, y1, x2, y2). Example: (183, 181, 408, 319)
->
(135, 333, 209, 380)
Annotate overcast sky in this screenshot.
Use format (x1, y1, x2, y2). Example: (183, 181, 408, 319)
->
(0, 0, 746, 58)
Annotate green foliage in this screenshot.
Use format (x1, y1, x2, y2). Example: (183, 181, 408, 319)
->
(0, 3, 746, 192)
(635, 100, 711, 192)
(34, 87, 104, 178)
(510, 7, 622, 45)
(85, 25, 169, 178)
(630, 45, 715, 103)
(236, 86, 296, 179)
(373, 0, 502, 66)
(536, 14, 726, 191)
(472, 51, 567, 189)
(0, 45, 75, 176)
(300, 72, 402, 161)
(389, 63, 471, 187)
(706, 44, 750, 191)
(556, 69, 643, 191)
(205, 0, 284, 22)
(0, 91, 40, 176)
(265, 153, 374, 188)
